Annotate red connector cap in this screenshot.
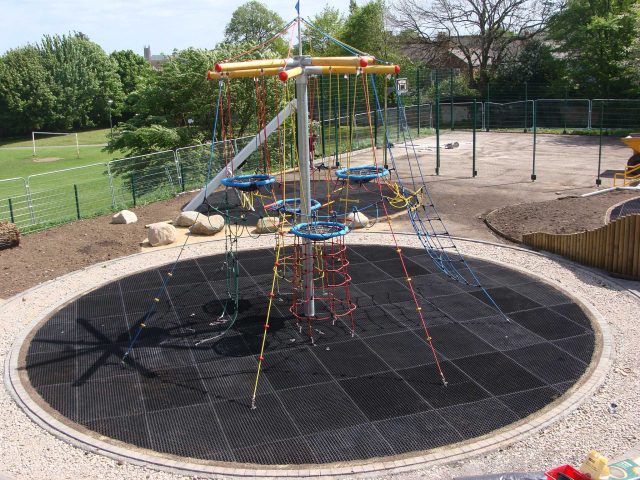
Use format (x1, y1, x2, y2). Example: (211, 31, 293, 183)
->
(214, 63, 223, 72)
(394, 65, 401, 74)
(359, 57, 369, 68)
(279, 70, 289, 81)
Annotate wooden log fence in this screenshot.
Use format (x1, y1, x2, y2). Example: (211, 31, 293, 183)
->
(522, 214, 640, 279)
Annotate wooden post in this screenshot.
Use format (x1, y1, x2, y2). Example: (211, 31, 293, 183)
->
(626, 216, 636, 276)
(619, 216, 628, 275)
(613, 218, 622, 275)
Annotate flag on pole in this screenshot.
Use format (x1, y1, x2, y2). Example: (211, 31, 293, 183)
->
(295, 1, 300, 14)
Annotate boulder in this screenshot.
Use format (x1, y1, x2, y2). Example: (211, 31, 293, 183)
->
(111, 210, 138, 224)
(347, 211, 369, 229)
(174, 211, 201, 227)
(189, 215, 225, 236)
(147, 222, 177, 247)
(255, 216, 281, 234)
(0, 221, 20, 250)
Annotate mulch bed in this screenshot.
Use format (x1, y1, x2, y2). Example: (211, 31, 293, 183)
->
(485, 190, 640, 242)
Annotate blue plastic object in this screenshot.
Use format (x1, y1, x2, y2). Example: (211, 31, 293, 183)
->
(335, 165, 389, 183)
(267, 198, 321, 214)
(290, 221, 349, 240)
(221, 174, 275, 191)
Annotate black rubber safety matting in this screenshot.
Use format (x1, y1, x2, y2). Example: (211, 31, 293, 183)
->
(609, 196, 640, 221)
(24, 246, 595, 465)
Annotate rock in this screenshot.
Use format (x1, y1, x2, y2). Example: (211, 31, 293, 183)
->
(174, 211, 201, 227)
(0, 221, 20, 249)
(147, 222, 177, 246)
(111, 210, 137, 224)
(189, 215, 225, 236)
(347, 211, 369, 229)
(256, 216, 281, 234)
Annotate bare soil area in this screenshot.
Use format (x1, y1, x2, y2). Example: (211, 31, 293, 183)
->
(1, 187, 638, 299)
(0, 194, 189, 299)
(485, 190, 640, 242)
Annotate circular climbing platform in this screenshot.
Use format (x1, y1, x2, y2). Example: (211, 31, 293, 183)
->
(335, 165, 390, 183)
(19, 245, 596, 466)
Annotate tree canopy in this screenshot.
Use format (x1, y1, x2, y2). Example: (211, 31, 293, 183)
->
(546, 0, 639, 97)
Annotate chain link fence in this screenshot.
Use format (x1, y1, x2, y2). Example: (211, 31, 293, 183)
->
(1, 93, 639, 234)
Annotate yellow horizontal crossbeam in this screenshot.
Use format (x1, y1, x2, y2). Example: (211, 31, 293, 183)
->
(309, 56, 374, 67)
(208, 67, 283, 80)
(214, 59, 288, 73)
(206, 62, 400, 81)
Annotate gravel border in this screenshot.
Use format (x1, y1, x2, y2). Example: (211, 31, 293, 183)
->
(2, 233, 638, 479)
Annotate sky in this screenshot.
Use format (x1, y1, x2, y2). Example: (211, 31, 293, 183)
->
(0, 0, 348, 55)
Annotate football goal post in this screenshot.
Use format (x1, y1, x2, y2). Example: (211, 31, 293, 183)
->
(32, 132, 80, 158)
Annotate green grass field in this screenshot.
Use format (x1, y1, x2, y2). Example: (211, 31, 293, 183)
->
(0, 128, 110, 148)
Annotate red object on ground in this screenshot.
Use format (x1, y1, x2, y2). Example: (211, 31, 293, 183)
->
(545, 465, 591, 480)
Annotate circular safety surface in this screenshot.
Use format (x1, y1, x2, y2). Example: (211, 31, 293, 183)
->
(23, 246, 595, 465)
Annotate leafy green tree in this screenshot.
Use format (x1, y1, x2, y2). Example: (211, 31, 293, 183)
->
(547, 0, 639, 97)
(492, 40, 565, 99)
(224, 1, 286, 53)
(303, 6, 345, 55)
(38, 32, 124, 130)
(110, 50, 153, 95)
(0, 46, 56, 135)
(340, 0, 387, 58)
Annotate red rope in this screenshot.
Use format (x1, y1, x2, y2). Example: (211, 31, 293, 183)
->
(360, 73, 447, 384)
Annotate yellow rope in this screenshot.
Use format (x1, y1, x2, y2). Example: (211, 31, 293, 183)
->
(251, 231, 285, 408)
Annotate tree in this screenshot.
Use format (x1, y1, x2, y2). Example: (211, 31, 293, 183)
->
(547, 0, 639, 97)
(493, 39, 565, 98)
(37, 32, 124, 130)
(303, 6, 346, 55)
(393, 0, 558, 88)
(110, 50, 153, 95)
(340, 0, 388, 58)
(224, 1, 286, 52)
(0, 46, 56, 135)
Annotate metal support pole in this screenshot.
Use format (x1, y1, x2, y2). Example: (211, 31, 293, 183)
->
(320, 75, 326, 159)
(524, 82, 528, 132)
(596, 101, 604, 186)
(295, 73, 315, 318)
(131, 173, 137, 207)
(347, 75, 352, 145)
(435, 72, 440, 175)
(450, 68, 454, 130)
(73, 184, 81, 220)
(396, 74, 400, 142)
(473, 99, 477, 177)
(532, 101, 537, 181)
(179, 163, 186, 192)
(563, 86, 568, 134)
(416, 68, 421, 136)
(486, 81, 490, 132)
(8, 198, 14, 223)
(334, 96, 339, 167)
(106, 162, 116, 209)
